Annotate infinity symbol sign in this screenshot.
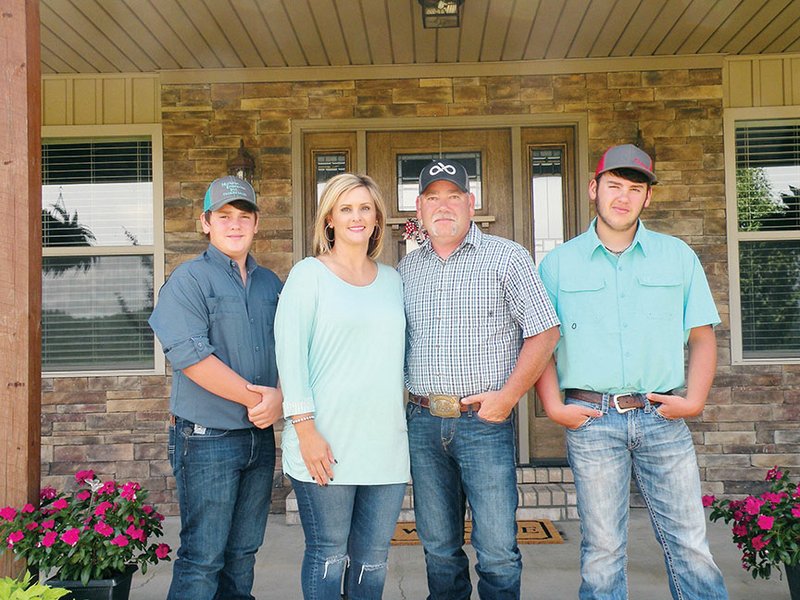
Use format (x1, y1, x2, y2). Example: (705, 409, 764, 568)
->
(428, 162, 457, 176)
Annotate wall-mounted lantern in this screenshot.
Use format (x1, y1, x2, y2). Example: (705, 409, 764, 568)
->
(228, 140, 255, 183)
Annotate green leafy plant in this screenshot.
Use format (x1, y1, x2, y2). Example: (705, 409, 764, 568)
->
(0, 470, 171, 586)
(0, 571, 69, 600)
(704, 467, 800, 580)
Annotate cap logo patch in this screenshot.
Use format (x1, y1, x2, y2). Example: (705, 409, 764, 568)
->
(428, 161, 457, 176)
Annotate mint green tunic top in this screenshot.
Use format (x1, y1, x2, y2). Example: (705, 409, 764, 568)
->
(276, 257, 410, 485)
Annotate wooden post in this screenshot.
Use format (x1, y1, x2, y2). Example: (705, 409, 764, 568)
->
(0, 0, 42, 578)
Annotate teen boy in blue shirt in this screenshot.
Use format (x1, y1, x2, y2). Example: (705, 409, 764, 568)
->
(150, 176, 282, 600)
(535, 145, 728, 600)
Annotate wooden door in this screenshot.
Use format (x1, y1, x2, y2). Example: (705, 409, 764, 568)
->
(366, 129, 513, 266)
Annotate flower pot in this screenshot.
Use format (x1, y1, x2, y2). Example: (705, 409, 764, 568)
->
(786, 562, 800, 600)
(48, 565, 137, 600)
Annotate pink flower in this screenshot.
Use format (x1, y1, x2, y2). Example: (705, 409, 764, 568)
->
(744, 496, 764, 516)
(120, 482, 140, 501)
(155, 543, 170, 559)
(75, 470, 95, 483)
(111, 535, 129, 547)
(702, 495, 715, 507)
(51, 498, 68, 511)
(40, 487, 57, 500)
(40, 519, 55, 530)
(732, 524, 748, 537)
(60, 528, 81, 547)
(126, 525, 145, 542)
(766, 467, 783, 481)
(94, 521, 114, 537)
(757, 515, 774, 530)
(7, 531, 24, 547)
(98, 481, 116, 495)
(41, 530, 57, 547)
(792, 506, 800, 518)
(142, 505, 154, 515)
(21, 503, 35, 514)
(0, 507, 17, 521)
(25, 521, 38, 531)
(751, 535, 768, 551)
(76, 490, 91, 501)
(94, 501, 113, 517)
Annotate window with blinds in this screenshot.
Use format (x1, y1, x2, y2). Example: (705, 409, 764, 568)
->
(42, 138, 156, 372)
(734, 120, 800, 359)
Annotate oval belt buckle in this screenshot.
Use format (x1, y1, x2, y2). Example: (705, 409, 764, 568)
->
(612, 393, 636, 414)
(430, 394, 462, 418)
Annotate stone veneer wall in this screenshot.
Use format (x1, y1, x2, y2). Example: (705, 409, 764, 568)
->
(40, 67, 800, 515)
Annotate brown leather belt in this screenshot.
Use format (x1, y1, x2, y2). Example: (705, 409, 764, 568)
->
(565, 389, 671, 413)
(409, 393, 470, 418)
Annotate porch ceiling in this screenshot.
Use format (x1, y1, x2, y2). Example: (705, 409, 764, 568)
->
(40, 0, 800, 75)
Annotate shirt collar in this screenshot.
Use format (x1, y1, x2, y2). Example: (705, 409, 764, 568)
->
(584, 218, 650, 258)
(205, 243, 257, 274)
(419, 222, 482, 259)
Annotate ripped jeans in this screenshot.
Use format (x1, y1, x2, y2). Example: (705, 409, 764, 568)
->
(289, 477, 407, 599)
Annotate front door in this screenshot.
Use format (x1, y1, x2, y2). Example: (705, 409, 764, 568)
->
(302, 125, 577, 465)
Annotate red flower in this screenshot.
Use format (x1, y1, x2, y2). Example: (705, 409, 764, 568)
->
(51, 498, 68, 511)
(732, 524, 748, 536)
(702, 495, 715, 507)
(76, 490, 91, 501)
(744, 496, 764, 516)
(7, 530, 24, 547)
(41, 530, 57, 548)
(155, 543, 170, 559)
(40, 487, 57, 500)
(120, 482, 140, 501)
(0, 507, 17, 521)
(94, 501, 113, 517)
(60, 528, 81, 547)
(25, 522, 38, 531)
(766, 467, 783, 481)
(75, 470, 95, 483)
(94, 521, 114, 537)
(40, 519, 55, 530)
(751, 535, 768, 551)
(111, 535, 129, 547)
(126, 525, 145, 542)
(757, 515, 774, 530)
(21, 504, 35, 514)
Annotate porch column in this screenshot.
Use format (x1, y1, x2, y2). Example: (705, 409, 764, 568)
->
(0, 0, 42, 577)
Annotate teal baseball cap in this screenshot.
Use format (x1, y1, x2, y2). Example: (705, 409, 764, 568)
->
(203, 176, 258, 212)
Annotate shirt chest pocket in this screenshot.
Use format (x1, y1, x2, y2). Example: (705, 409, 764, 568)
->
(635, 276, 682, 321)
(558, 278, 607, 331)
(207, 296, 245, 322)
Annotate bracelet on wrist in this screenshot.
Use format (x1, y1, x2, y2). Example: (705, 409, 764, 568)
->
(290, 414, 315, 425)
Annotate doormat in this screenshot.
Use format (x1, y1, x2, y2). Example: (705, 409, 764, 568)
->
(391, 519, 563, 545)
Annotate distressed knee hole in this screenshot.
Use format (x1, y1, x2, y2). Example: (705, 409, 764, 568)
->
(356, 561, 387, 585)
(322, 553, 349, 579)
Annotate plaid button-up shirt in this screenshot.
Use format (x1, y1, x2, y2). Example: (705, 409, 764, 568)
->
(398, 224, 559, 397)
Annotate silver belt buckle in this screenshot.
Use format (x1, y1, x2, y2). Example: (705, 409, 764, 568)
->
(612, 394, 636, 414)
(429, 394, 462, 418)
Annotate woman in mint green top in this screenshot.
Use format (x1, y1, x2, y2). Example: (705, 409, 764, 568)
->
(275, 173, 409, 599)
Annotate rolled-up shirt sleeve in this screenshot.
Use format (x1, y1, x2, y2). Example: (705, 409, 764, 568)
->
(149, 271, 216, 371)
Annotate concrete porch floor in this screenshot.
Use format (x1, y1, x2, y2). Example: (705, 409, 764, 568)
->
(129, 509, 790, 599)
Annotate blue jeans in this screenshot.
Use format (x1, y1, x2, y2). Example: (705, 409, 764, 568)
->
(406, 402, 521, 600)
(167, 417, 276, 600)
(290, 476, 407, 600)
(565, 395, 728, 600)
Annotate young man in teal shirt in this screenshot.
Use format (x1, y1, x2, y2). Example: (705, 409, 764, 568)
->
(535, 145, 728, 599)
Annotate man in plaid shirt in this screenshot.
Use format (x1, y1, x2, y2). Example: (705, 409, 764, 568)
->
(398, 159, 560, 600)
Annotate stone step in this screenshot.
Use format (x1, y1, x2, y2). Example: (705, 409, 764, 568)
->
(284, 467, 578, 524)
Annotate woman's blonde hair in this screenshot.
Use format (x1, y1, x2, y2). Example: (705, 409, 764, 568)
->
(313, 173, 387, 259)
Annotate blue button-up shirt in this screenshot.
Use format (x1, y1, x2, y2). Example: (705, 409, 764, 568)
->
(149, 244, 282, 430)
(538, 219, 719, 394)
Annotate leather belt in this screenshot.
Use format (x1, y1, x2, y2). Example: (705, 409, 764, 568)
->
(409, 393, 469, 418)
(565, 389, 671, 413)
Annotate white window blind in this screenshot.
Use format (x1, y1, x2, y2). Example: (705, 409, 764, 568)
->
(42, 139, 156, 372)
(734, 121, 800, 359)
